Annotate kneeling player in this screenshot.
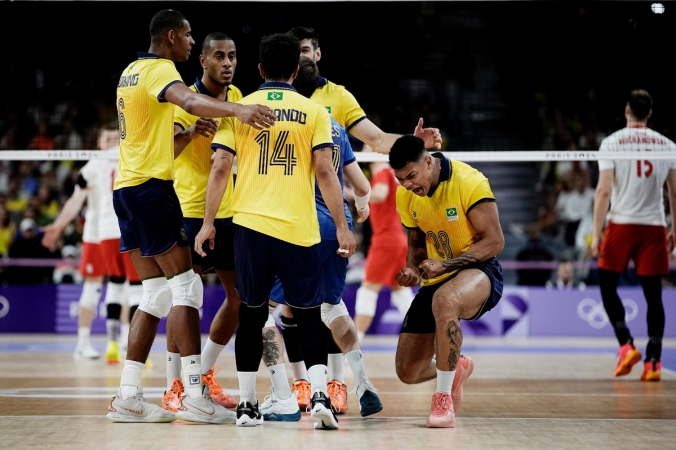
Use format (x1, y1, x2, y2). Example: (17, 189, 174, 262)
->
(390, 136, 504, 428)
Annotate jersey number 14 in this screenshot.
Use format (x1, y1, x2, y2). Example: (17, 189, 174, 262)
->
(256, 130, 297, 175)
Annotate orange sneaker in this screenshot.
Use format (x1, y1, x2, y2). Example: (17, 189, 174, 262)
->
(203, 366, 237, 408)
(327, 380, 348, 414)
(452, 355, 474, 413)
(614, 343, 642, 377)
(162, 378, 184, 412)
(640, 361, 662, 381)
(426, 392, 455, 428)
(293, 380, 311, 411)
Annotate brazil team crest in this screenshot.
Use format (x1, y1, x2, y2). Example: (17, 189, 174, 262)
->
(446, 207, 458, 221)
(268, 92, 283, 101)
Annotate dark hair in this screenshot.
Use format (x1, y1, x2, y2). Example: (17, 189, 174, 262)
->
(202, 32, 233, 55)
(389, 135, 427, 170)
(628, 89, 652, 120)
(100, 120, 119, 132)
(293, 58, 320, 98)
(287, 26, 319, 50)
(558, 259, 571, 265)
(259, 34, 300, 81)
(149, 10, 188, 40)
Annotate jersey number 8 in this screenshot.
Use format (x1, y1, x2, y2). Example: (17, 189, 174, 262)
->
(256, 130, 297, 175)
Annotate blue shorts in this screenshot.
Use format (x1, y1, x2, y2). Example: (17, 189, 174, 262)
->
(270, 239, 347, 306)
(234, 225, 324, 308)
(112, 179, 189, 257)
(400, 257, 503, 334)
(183, 217, 235, 272)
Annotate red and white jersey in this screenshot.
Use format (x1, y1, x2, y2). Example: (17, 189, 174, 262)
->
(598, 127, 676, 226)
(80, 148, 121, 241)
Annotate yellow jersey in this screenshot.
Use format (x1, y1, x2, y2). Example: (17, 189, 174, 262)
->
(212, 81, 333, 246)
(311, 77, 366, 131)
(114, 53, 184, 190)
(173, 78, 243, 219)
(396, 154, 496, 286)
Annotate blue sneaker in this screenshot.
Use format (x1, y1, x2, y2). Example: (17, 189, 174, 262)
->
(356, 381, 383, 417)
(260, 388, 301, 421)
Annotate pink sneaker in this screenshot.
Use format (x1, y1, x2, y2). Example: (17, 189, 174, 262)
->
(426, 392, 455, 428)
(451, 355, 474, 413)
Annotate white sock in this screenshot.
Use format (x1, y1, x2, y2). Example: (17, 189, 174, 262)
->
(77, 327, 91, 347)
(201, 337, 226, 374)
(436, 368, 455, 395)
(181, 355, 203, 398)
(345, 350, 369, 396)
(120, 360, 144, 399)
(267, 363, 292, 399)
(357, 331, 365, 343)
(238, 372, 258, 405)
(327, 353, 344, 383)
(308, 364, 328, 396)
(166, 352, 181, 390)
(120, 324, 130, 347)
(291, 361, 308, 382)
(106, 318, 120, 343)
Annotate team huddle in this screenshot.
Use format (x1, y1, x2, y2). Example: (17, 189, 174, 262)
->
(94, 9, 507, 430)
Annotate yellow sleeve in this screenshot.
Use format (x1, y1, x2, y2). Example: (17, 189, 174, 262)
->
(462, 172, 496, 215)
(146, 61, 183, 102)
(211, 117, 236, 154)
(341, 88, 367, 130)
(173, 107, 194, 131)
(312, 107, 334, 151)
(396, 187, 418, 229)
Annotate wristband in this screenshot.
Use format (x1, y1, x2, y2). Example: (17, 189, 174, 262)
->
(354, 185, 371, 211)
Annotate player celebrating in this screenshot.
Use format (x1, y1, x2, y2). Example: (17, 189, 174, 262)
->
(162, 32, 242, 413)
(106, 9, 276, 424)
(259, 58, 381, 420)
(354, 147, 414, 341)
(591, 90, 676, 382)
(390, 135, 504, 428)
(287, 26, 441, 153)
(196, 33, 354, 429)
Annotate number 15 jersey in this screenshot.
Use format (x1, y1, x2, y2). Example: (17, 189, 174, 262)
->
(211, 81, 333, 247)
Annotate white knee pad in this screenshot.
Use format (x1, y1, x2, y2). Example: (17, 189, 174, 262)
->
(139, 277, 172, 318)
(321, 300, 349, 327)
(168, 270, 203, 310)
(391, 287, 414, 315)
(79, 281, 103, 310)
(104, 281, 125, 305)
(355, 287, 378, 317)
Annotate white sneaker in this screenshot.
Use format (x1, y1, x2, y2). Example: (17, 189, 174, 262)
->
(310, 390, 338, 430)
(74, 343, 100, 360)
(260, 388, 301, 422)
(175, 384, 236, 424)
(106, 386, 176, 423)
(236, 401, 263, 427)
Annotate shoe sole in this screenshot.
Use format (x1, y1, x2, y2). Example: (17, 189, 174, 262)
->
(106, 413, 176, 423)
(311, 406, 338, 430)
(453, 357, 475, 412)
(175, 411, 235, 424)
(426, 418, 456, 428)
(614, 351, 642, 377)
(263, 411, 302, 421)
(236, 416, 263, 427)
(641, 373, 661, 381)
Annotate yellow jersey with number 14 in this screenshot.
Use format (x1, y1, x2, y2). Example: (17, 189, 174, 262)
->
(115, 52, 184, 190)
(211, 81, 333, 246)
(173, 78, 243, 219)
(311, 77, 366, 131)
(396, 153, 496, 287)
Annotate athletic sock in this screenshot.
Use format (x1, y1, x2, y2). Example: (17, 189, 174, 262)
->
(436, 368, 455, 395)
(202, 337, 226, 374)
(308, 364, 328, 396)
(106, 319, 120, 343)
(267, 363, 292, 399)
(166, 351, 181, 390)
(327, 353, 344, 384)
(291, 362, 308, 382)
(181, 355, 203, 398)
(345, 350, 369, 396)
(77, 326, 91, 347)
(357, 331, 365, 343)
(238, 372, 258, 405)
(120, 360, 144, 399)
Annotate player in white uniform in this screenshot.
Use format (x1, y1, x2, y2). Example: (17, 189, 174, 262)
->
(591, 90, 676, 381)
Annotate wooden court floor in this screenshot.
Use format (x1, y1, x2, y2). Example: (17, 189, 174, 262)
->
(0, 334, 675, 449)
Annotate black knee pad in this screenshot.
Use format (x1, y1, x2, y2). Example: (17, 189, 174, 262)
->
(107, 303, 122, 320)
(109, 276, 126, 284)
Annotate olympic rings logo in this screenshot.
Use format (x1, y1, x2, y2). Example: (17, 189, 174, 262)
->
(577, 298, 638, 329)
(0, 296, 9, 319)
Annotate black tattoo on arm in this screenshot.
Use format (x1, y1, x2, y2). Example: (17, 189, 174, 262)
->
(440, 251, 480, 273)
(407, 228, 428, 269)
(261, 328, 281, 367)
(220, 152, 232, 160)
(446, 320, 463, 370)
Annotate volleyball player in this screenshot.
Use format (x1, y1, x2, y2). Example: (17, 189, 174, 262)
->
(591, 89, 676, 381)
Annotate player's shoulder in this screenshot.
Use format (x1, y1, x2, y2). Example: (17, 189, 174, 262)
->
(228, 84, 244, 102)
(450, 159, 488, 185)
(395, 184, 413, 204)
(322, 77, 349, 93)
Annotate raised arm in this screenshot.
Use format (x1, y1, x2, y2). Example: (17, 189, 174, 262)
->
(343, 161, 371, 223)
(590, 169, 613, 258)
(350, 118, 441, 154)
(395, 227, 427, 288)
(173, 119, 219, 159)
(41, 186, 88, 248)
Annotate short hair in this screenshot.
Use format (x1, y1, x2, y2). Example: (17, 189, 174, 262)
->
(149, 10, 187, 40)
(293, 58, 319, 98)
(287, 26, 319, 50)
(202, 32, 233, 55)
(628, 89, 652, 120)
(389, 135, 427, 170)
(259, 34, 300, 81)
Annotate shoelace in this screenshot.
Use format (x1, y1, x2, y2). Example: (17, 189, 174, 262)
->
(305, 392, 340, 414)
(205, 366, 222, 389)
(432, 395, 450, 415)
(263, 387, 278, 405)
(171, 381, 185, 397)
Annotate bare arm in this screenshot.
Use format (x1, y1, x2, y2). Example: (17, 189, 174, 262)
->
(41, 187, 88, 248)
(395, 227, 427, 287)
(315, 146, 357, 257)
(164, 83, 276, 129)
(173, 119, 220, 159)
(343, 161, 371, 223)
(350, 117, 442, 154)
(590, 169, 613, 258)
(370, 182, 389, 204)
(666, 169, 676, 252)
(194, 149, 233, 256)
